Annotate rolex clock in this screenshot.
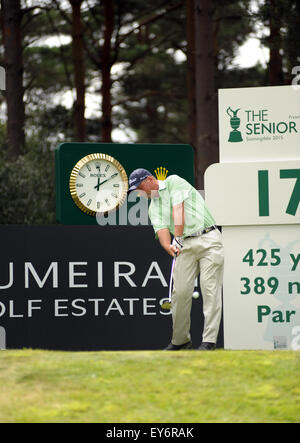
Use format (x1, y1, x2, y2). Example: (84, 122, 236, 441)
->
(69, 153, 128, 216)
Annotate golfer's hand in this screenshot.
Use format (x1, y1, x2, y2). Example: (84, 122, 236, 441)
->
(170, 237, 183, 256)
(167, 244, 178, 257)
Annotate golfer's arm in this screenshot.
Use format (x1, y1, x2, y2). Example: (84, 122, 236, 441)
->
(156, 202, 184, 254)
(173, 202, 184, 237)
(157, 228, 172, 251)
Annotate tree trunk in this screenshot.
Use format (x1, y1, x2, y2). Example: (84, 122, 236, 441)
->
(186, 0, 196, 154)
(70, 0, 86, 141)
(1, 0, 25, 160)
(101, 0, 114, 142)
(194, 0, 218, 190)
(268, 0, 284, 85)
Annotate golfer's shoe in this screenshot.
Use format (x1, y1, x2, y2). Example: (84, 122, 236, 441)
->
(197, 342, 216, 351)
(164, 341, 192, 351)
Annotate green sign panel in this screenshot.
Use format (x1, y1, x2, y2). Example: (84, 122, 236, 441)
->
(56, 142, 194, 225)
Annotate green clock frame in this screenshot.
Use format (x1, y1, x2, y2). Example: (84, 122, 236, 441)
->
(55, 142, 194, 225)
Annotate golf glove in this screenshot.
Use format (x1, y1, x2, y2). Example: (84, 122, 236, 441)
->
(172, 236, 184, 251)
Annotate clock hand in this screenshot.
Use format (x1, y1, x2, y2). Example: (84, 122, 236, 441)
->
(98, 172, 119, 187)
(94, 178, 101, 191)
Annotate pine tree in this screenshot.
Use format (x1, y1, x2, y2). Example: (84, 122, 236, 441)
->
(70, 0, 86, 141)
(194, 0, 217, 189)
(1, 0, 25, 159)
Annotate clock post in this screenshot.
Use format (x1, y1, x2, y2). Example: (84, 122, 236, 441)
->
(56, 143, 194, 225)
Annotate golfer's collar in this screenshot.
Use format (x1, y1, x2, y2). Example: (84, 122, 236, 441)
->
(151, 180, 166, 199)
(158, 180, 166, 191)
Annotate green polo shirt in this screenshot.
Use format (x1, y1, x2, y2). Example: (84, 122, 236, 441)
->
(148, 175, 216, 238)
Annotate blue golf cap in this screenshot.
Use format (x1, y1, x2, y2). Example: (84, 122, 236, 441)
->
(128, 168, 153, 191)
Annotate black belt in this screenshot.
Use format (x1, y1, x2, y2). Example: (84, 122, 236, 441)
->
(185, 225, 217, 239)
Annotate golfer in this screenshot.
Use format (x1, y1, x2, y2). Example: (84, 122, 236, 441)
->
(128, 168, 224, 351)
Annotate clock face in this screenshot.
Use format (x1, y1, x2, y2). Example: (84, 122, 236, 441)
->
(69, 153, 128, 216)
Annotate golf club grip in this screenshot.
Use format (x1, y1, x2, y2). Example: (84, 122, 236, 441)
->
(168, 256, 176, 301)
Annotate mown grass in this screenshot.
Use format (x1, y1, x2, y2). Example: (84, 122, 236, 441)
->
(0, 349, 299, 423)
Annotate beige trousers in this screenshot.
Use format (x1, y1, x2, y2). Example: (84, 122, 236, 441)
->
(171, 228, 224, 345)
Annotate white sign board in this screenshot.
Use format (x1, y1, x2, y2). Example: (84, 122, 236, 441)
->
(205, 160, 300, 226)
(222, 225, 300, 350)
(205, 85, 300, 350)
(218, 85, 300, 163)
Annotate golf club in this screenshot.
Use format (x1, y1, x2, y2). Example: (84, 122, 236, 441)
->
(161, 254, 177, 310)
